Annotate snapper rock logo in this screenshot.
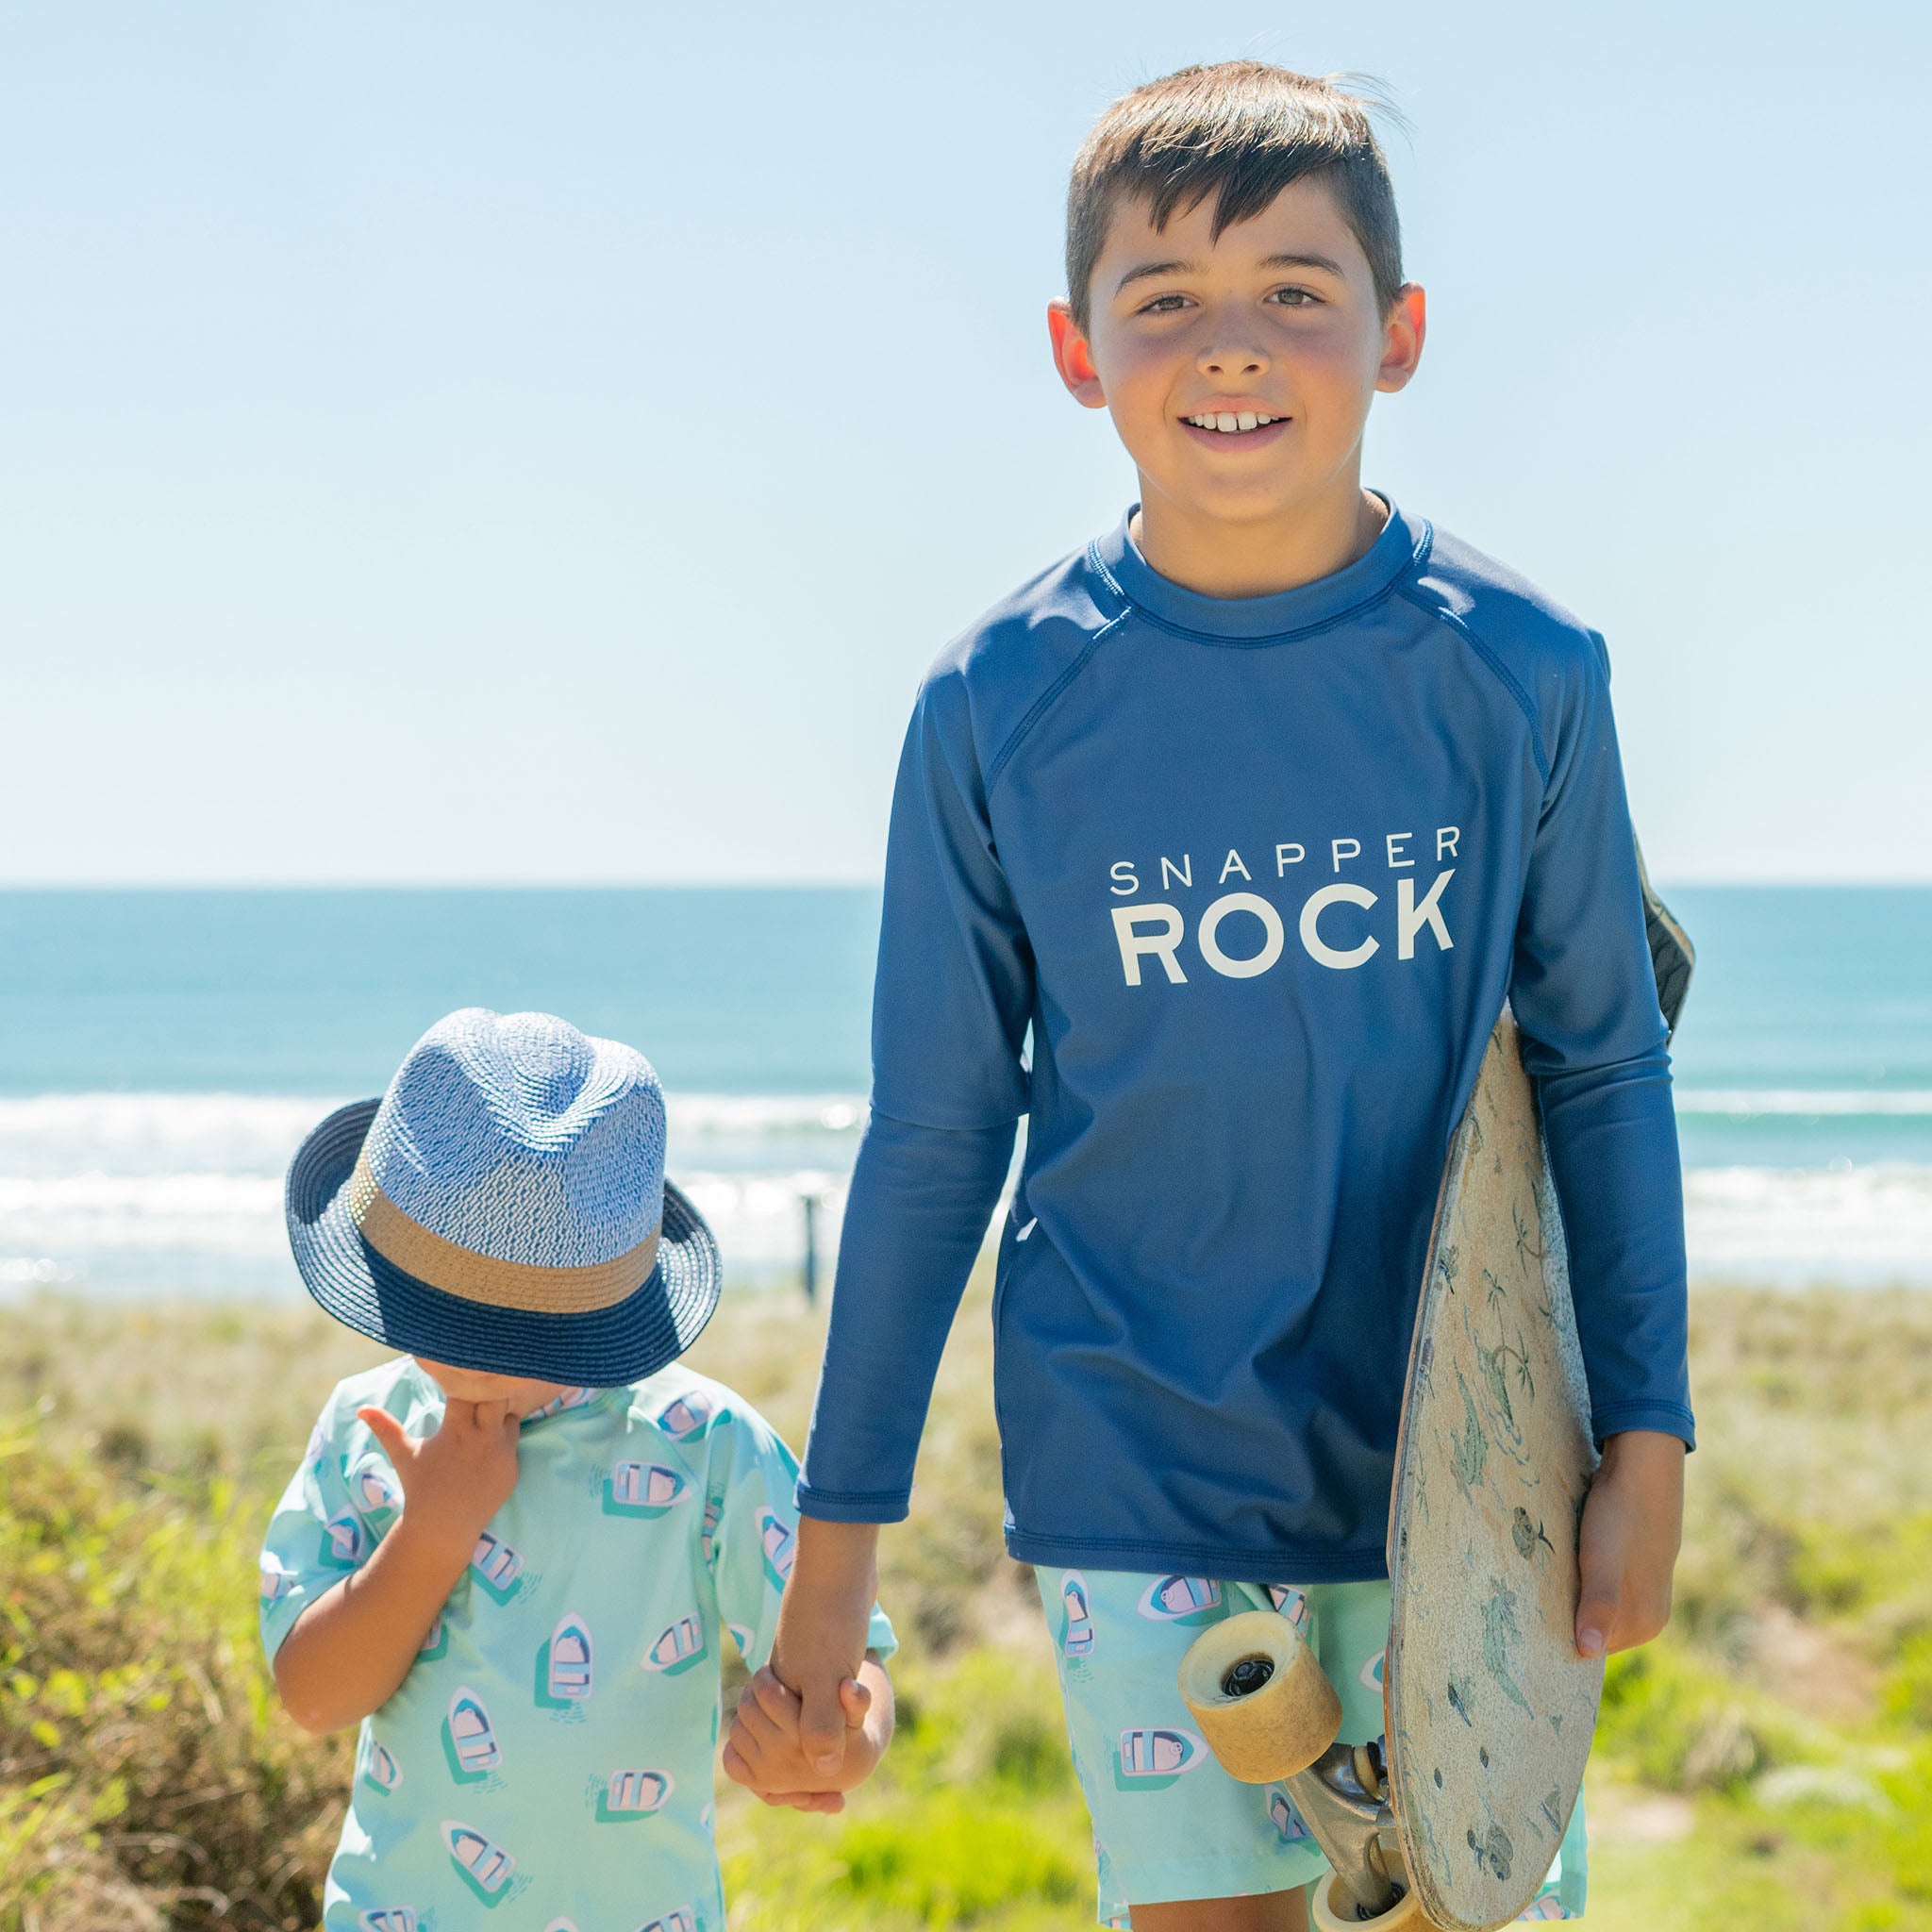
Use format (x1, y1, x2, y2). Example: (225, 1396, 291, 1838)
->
(359, 1912, 418, 1932)
(1107, 835, 1458, 987)
(701, 1495, 723, 1564)
(1111, 1725, 1209, 1791)
(1519, 1901, 1573, 1921)
(418, 1612, 448, 1661)
(442, 1688, 504, 1782)
(726, 1622, 757, 1660)
(642, 1614, 707, 1675)
(441, 1820, 518, 1905)
(636, 1910, 699, 1932)
(595, 1767, 674, 1823)
(603, 1461, 688, 1519)
(1359, 1649, 1386, 1693)
(1136, 1575, 1222, 1625)
(258, 1557, 296, 1604)
(656, 1390, 715, 1441)
(1059, 1573, 1095, 1657)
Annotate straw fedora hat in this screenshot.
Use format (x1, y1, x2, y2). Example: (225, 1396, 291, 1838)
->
(286, 1008, 720, 1384)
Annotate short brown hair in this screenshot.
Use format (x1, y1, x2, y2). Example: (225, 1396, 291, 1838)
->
(1066, 62, 1404, 331)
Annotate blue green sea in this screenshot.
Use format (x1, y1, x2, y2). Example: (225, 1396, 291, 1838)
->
(1, 886, 1927, 1295)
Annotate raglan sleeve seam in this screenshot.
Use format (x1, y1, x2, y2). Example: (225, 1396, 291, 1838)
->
(1394, 579, 1553, 786)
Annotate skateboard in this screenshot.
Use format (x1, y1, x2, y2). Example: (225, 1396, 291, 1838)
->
(1179, 867, 1693, 1929)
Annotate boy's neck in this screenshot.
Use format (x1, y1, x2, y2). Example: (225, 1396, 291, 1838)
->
(1129, 472, 1389, 603)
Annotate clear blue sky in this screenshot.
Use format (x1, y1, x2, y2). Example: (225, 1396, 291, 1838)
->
(3, 1, 1924, 884)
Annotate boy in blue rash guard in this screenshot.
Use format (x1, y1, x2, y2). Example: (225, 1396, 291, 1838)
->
(755, 62, 1691, 1929)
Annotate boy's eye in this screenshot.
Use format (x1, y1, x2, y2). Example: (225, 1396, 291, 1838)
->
(1137, 293, 1191, 314)
(1266, 287, 1320, 308)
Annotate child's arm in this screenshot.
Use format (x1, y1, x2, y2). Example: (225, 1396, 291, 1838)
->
(1574, 1427, 1685, 1657)
(723, 1655, 894, 1812)
(272, 1398, 519, 1733)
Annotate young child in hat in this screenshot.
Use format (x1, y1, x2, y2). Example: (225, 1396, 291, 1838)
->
(260, 1007, 895, 1932)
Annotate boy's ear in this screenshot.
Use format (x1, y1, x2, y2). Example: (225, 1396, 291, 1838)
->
(1375, 283, 1427, 394)
(1047, 301, 1108, 410)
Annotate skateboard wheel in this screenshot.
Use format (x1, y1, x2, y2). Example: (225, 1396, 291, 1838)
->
(1308, 1871, 1433, 1930)
(1176, 1610, 1341, 1783)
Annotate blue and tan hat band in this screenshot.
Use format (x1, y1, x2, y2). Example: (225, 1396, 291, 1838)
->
(346, 1149, 662, 1315)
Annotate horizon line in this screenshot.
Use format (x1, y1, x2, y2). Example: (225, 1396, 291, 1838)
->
(2, 875, 1931, 893)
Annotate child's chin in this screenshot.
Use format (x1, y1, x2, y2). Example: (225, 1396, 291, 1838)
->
(414, 1357, 551, 1406)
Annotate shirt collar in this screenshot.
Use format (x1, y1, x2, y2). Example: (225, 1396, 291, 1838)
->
(1088, 494, 1429, 643)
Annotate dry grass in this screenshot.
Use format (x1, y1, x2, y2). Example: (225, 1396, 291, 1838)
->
(2, 1281, 1929, 1930)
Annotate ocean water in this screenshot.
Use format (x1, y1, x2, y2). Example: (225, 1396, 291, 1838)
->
(0, 886, 1926, 1297)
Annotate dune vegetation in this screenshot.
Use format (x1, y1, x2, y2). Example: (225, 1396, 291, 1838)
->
(2, 1277, 1929, 1930)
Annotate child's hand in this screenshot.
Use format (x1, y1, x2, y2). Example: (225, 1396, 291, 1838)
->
(723, 1663, 889, 1812)
(1574, 1428, 1686, 1658)
(356, 1399, 522, 1564)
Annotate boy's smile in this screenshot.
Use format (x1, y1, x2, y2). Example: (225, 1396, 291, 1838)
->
(1049, 176, 1425, 600)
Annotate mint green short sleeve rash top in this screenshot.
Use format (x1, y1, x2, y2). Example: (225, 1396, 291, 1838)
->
(260, 1358, 895, 1932)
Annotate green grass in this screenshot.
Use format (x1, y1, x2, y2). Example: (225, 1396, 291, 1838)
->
(2, 1281, 1929, 1928)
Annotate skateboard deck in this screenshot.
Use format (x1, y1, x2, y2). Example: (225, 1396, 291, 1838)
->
(1384, 864, 1693, 1930)
(1383, 1009, 1598, 1928)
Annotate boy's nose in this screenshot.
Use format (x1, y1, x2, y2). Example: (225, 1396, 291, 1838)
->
(1197, 341, 1270, 378)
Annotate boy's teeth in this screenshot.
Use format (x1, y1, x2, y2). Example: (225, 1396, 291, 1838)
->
(1189, 412, 1279, 432)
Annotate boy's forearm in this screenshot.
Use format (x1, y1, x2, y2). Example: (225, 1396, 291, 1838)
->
(774, 1518, 881, 1667)
(770, 1518, 883, 1774)
(792, 1516, 881, 1594)
(273, 1517, 469, 1734)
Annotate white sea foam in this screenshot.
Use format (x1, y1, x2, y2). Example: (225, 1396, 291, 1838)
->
(1, 1090, 1927, 1297)
(1675, 1090, 1932, 1118)
(1683, 1163, 1932, 1285)
(0, 1092, 867, 1297)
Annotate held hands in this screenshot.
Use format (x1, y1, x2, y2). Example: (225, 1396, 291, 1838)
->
(737, 1518, 891, 1811)
(356, 1398, 523, 1567)
(1574, 1428, 1686, 1659)
(723, 1665, 887, 1813)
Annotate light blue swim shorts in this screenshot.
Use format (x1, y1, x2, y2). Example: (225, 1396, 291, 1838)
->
(1034, 1568, 1587, 1926)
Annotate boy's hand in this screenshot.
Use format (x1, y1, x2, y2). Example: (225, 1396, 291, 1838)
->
(356, 1398, 522, 1563)
(723, 1664, 888, 1811)
(1574, 1429, 1685, 1659)
(769, 1518, 881, 1777)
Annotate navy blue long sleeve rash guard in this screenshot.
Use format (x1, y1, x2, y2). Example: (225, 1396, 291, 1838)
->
(799, 502, 1694, 1583)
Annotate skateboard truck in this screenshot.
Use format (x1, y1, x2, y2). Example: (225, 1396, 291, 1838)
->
(1179, 1610, 1427, 1927)
(1284, 1739, 1404, 1919)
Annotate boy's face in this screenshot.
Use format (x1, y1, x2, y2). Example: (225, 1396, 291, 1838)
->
(1048, 176, 1424, 539)
(414, 1357, 572, 1414)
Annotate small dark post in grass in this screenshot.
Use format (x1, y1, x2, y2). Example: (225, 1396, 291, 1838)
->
(801, 1191, 819, 1306)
